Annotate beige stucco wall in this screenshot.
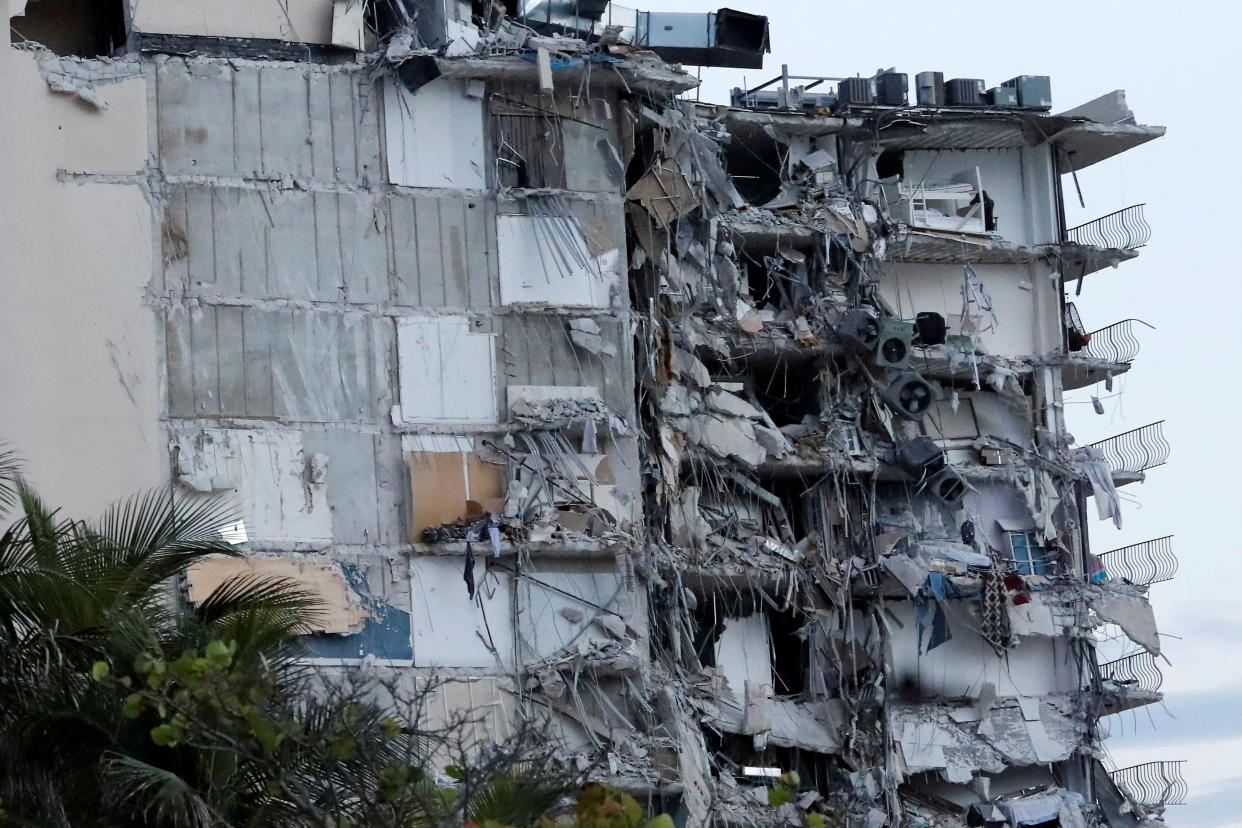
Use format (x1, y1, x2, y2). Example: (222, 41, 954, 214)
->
(0, 47, 164, 519)
(129, 0, 336, 45)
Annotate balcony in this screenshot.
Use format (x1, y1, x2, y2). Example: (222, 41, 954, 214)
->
(1089, 421, 1170, 486)
(1062, 306, 1154, 390)
(1109, 761, 1188, 808)
(1062, 204, 1150, 284)
(1099, 536, 1177, 586)
(1098, 651, 1163, 714)
(1067, 204, 1150, 250)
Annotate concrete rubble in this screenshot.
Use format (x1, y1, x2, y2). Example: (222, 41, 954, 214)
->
(0, 1, 1181, 826)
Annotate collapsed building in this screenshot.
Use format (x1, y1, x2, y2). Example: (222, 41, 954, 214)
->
(0, 0, 1182, 825)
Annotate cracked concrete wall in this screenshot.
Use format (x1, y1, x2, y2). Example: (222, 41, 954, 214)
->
(0, 50, 162, 517)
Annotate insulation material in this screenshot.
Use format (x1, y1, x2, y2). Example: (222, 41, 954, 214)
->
(626, 159, 700, 227)
(385, 78, 485, 188)
(396, 316, 497, 423)
(173, 429, 333, 545)
(131, 0, 335, 43)
(303, 557, 414, 661)
(405, 437, 506, 538)
(410, 556, 513, 667)
(186, 556, 368, 634)
(715, 614, 774, 701)
(497, 215, 614, 308)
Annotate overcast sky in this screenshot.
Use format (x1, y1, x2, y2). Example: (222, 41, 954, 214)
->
(651, 0, 1240, 823)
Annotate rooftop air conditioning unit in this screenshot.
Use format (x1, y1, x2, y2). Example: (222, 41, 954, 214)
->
(915, 71, 944, 106)
(987, 86, 1019, 108)
(874, 318, 913, 369)
(837, 77, 873, 107)
(945, 78, 985, 107)
(874, 71, 908, 106)
(1001, 75, 1052, 110)
(635, 8, 770, 69)
(836, 308, 880, 351)
(882, 372, 936, 420)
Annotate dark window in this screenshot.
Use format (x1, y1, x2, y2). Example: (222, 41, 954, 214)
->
(10, 0, 127, 56)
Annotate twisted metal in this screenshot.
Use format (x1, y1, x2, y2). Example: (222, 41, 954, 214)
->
(1099, 536, 1177, 585)
(1110, 761, 1188, 807)
(1089, 421, 1170, 474)
(1082, 318, 1155, 364)
(1067, 203, 1150, 249)
(1099, 651, 1164, 693)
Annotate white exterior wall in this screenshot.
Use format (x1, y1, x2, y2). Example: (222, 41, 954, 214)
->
(899, 148, 1057, 247)
(878, 261, 1060, 357)
(0, 50, 164, 518)
(129, 0, 337, 45)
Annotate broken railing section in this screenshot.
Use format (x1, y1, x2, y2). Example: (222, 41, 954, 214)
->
(1088, 421, 1170, 475)
(1097, 536, 1176, 586)
(1064, 305, 1153, 364)
(1109, 760, 1188, 808)
(1098, 651, 1163, 695)
(1066, 203, 1150, 250)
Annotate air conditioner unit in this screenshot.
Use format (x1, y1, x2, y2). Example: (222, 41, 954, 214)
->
(837, 77, 873, 107)
(1001, 75, 1052, 110)
(896, 437, 946, 481)
(945, 78, 985, 107)
(836, 308, 879, 351)
(874, 318, 913, 369)
(874, 71, 907, 106)
(987, 86, 1018, 108)
(882, 372, 936, 420)
(927, 467, 967, 506)
(915, 71, 944, 106)
(913, 312, 947, 347)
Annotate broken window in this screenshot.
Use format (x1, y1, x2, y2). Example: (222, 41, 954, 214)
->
(692, 592, 807, 699)
(1007, 531, 1052, 576)
(752, 359, 822, 428)
(10, 0, 127, 56)
(492, 94, 566, 189)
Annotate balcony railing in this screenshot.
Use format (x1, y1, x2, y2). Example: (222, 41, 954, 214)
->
(1082, 318, 1154, 363)
(1089, 421, 1170, 474)
(1099, 536, 1177, 585)
(1100, 651, 1163, 694)
(1110, 761, 1188, 807)
(1067, 203, 1150, 250)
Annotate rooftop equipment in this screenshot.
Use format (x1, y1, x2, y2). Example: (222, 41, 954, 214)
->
(915, 71, 944, 106)
(634, 8, 769, 68)
(1002, 75, 1052, 110)
(945, 78, 986, 107)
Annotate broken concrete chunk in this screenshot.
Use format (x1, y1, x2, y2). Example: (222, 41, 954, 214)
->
(753, 424, 793, 459)
(686, 414, 767, 467)
(1089, 588, 1160, 654)
(559, 606, 586, 624)
(671, 347, 712, 389)
(706, 389, 764, 421)
(568, 318, 618, 357)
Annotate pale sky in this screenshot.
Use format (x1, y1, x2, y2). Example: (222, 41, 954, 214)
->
(653, 0, 1242, 823)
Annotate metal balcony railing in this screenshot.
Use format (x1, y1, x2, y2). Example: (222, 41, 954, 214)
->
(1089, 421, 1170, 474)
(1082, 318, 1155, 364)
(1109, 761, 1188, 807)
(1099, 651, 1164, 694)
(1066, 203, 1150, 250)
(1099, 536, 1177, 585)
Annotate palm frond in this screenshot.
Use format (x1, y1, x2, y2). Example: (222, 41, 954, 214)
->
(0, 445, 20, 513)
(104, 754, 219, 828)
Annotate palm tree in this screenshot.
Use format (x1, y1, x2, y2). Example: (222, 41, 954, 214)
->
(0, 454, 584, 828)
(0, 450, 325, 826)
